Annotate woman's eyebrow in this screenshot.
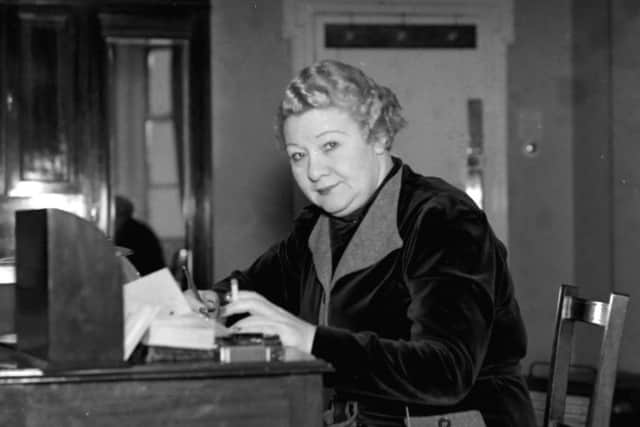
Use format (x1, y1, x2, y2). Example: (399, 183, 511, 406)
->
(315, 129, 347, 138)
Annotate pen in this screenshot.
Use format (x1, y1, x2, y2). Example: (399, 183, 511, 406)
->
(182, 266, 214, 318)
(230, 278, 239, 302)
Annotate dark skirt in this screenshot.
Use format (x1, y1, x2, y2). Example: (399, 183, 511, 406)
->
(325, 374, 538, 427)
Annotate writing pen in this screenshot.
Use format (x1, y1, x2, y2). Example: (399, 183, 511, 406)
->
(230, 278, 239, 302)
(182, 266, 216, 319)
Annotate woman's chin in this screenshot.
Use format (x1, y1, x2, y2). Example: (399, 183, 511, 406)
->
(319, 201, 353, 217)
(311, 192, 356, 216)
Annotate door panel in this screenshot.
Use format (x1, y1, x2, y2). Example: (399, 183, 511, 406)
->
(0, 5, 99, 258)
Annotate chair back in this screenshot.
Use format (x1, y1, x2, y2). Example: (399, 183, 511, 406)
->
(544, 284, 629, 427)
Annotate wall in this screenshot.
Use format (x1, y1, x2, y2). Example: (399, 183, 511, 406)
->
(508, 0, 640, 375)
(573, 3, 613, 304)
(571, 0, 615, 367)
(565, 0, 640, 374)
(210, 0, 292, 280)
(508, 0, 575, 369)
(611, 0, 640, 372)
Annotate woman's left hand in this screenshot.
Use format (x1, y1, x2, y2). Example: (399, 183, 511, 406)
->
(222, 290, 317, 354)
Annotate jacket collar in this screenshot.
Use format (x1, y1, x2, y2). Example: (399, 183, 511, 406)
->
(308, 164, 404, 294)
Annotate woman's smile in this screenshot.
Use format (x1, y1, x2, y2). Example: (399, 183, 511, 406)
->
(316, 183, 339, 195)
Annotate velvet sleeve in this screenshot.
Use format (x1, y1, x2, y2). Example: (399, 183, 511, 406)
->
(311, 197, 497, 406)
(211, 208, 316, 314)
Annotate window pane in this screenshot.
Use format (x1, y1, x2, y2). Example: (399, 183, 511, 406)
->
(146, 120, 178, 185)
(148, 187, 183, 238)
(147, 48, 172, 116)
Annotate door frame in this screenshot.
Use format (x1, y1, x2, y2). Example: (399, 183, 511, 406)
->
(282, 0, 513, 244)
(100, 5, 212, 286)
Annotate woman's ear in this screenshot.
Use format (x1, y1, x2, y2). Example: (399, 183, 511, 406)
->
(372, 135, 388, 154)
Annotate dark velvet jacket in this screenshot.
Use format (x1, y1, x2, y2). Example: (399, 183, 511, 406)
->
(222, 160, 536, 427)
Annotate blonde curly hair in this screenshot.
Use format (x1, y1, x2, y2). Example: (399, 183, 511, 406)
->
(275, 60, 407, 149)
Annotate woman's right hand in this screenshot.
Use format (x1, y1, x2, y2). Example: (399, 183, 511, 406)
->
(222, 290, 317, 354)
(184, 289, 221, 317)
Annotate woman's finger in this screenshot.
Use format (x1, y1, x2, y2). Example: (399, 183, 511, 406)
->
(198, 290, 220, 311)
(227, 290, 299, 320)
(232, 315, 283, 336)
(183, 289, 206, 311)
(237, 315, 315, 353)
(233, 290, 272, 304)
(222, 295, 285, 319)
(232, 316, 303, 348)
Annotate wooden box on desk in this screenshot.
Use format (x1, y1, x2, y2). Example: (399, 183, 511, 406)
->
(14, 208, 124, 368)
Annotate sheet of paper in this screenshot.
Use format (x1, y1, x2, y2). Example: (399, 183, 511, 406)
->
(124, 304, 161, 360)
(123, 268, 192, 316)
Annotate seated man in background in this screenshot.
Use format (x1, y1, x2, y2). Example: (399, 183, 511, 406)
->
(114, 195, 166, 276)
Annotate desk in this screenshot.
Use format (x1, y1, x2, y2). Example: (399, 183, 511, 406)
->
(0, 346, 332, 427)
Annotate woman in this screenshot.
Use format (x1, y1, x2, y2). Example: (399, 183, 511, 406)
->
(192, 60, 536, 427)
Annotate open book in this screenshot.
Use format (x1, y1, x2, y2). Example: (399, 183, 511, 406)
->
(123, 268, 230, 360)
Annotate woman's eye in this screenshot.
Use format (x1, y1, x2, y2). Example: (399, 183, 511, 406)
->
(323, 141, 338, 151)
(289, 152, 305, 162)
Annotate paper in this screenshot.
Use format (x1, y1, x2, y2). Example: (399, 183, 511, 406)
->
(123, 268, 192, 360)
(124, 304, 161, 360)
(123, 268, 192, 317)
(0, 368, 43, 378)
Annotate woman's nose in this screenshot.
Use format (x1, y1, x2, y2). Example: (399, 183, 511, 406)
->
(306, 154, 328, 182)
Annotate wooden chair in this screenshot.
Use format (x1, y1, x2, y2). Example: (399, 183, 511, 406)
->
(544, 284, 630, 427)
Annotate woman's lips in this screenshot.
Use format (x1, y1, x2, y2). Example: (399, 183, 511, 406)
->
(316, 183, 338, 195)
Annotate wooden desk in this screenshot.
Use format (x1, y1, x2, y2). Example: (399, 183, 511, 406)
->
(0, 346, 332, 427)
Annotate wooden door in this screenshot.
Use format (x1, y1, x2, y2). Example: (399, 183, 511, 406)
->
(0, 4, 107, 258)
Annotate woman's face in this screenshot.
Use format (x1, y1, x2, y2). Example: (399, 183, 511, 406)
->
(283, 107, 389, 217)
